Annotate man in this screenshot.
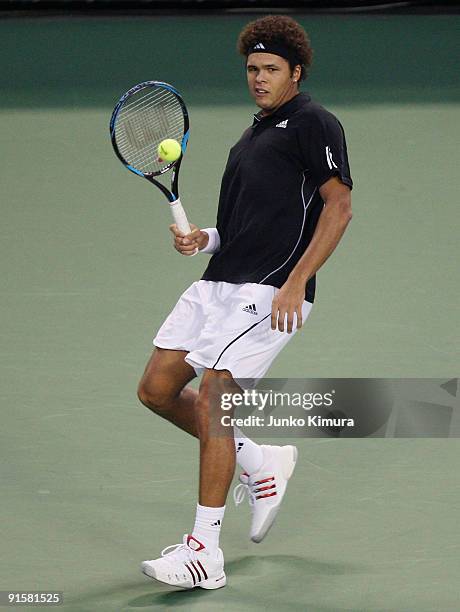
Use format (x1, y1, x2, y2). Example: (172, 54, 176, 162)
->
(138, 15, 352, 589)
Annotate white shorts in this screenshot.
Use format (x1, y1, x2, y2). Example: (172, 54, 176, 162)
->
(153, 281, 312, 381)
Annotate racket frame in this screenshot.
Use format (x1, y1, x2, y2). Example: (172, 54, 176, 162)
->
(109, 80, 190, 204)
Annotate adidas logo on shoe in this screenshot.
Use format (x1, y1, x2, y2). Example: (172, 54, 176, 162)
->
(276, 119, 288, 128)
(242, 303, 258, 315)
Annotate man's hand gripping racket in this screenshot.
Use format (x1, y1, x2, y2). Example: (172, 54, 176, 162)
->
(109, 80, 198, 254)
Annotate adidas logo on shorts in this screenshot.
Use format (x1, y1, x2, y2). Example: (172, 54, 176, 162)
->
(242, 303, 258, 315)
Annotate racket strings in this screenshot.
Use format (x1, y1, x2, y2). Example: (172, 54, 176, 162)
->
(119, 86, 171, 111)
(118, 88, 173, 116)
(117, 116, 183, 172)
(116, 109, 182, 167)
(117, 89, 183, 141)
(119, 96, 177, 137)
(114, 87, 185, 174)
(117, 115, 184, 171)
(117, 109, 183, 167)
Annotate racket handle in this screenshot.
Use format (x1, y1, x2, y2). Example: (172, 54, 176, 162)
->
(170, 197, 191, 234)
(170, 197, 197, 256)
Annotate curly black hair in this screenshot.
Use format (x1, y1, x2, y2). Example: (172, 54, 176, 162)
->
(237, 15, 313, 80)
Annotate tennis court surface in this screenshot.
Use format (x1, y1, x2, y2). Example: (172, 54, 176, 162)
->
(1, 11, 459, 612)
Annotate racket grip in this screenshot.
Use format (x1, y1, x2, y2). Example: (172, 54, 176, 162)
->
(170, 197, 197, 256)
(170, 197, 191, 234)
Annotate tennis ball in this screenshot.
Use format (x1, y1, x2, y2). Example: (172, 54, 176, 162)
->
(158, 139, 182, 162)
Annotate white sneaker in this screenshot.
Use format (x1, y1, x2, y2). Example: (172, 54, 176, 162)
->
(233, 444, 298, 543)
(141, 534, 226, 590)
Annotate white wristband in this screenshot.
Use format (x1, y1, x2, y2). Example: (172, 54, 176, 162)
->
(200, 227, 221, 254)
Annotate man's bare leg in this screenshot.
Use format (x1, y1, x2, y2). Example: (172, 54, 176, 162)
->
(195, 369, 240, 507)
(137, 347, 199, 438)
(139, 354, 240, 505)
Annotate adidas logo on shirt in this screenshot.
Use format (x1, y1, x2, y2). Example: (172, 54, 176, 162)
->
(276, 119, 288, 128)
(253, 42, 266, 50)
(242, 304, 258, 315)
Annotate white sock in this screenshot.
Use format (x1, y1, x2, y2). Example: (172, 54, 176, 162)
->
(191, 503, 225, 556)
(234, 427, 264, 474)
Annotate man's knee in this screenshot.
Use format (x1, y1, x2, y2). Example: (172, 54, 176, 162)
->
(196, 369, 234, 412)
(137, 379, 172, 414)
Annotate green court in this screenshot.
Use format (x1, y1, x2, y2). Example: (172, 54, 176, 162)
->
(1, 14, 459, 611)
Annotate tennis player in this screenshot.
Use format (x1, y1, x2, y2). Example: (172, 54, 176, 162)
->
(138, 15, 352, 589)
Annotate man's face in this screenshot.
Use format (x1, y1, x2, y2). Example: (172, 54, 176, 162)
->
(246, 52, 300, 115)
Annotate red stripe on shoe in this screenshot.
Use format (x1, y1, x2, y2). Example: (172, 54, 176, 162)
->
(255, 484, 276, 493)
(196, 560, 208, 581)
(184, 563, 196, 585)
(255, 476, 275, 485)
(190, 561, 202, 582)
(256, 492, 277, 499)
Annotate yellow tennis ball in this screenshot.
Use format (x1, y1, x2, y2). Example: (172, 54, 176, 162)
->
(158, 139, 182, 162)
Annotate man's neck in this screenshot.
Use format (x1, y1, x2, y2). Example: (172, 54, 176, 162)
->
(260, 91, 299, 117)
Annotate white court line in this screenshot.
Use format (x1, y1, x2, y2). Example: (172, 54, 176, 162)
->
(302, 458, 345, 475)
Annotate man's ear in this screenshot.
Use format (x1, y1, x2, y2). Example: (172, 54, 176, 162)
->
(292, 64, 302, 82)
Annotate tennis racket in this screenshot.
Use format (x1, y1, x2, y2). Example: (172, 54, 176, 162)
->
(110, 80, 192, 236)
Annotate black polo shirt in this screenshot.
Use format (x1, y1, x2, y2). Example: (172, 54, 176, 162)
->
(202, 93, 353, 303)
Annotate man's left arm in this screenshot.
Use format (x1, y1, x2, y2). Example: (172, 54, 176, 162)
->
(271, 176, 352, 333)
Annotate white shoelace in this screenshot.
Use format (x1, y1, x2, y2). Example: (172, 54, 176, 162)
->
(161, 542, 191, 561)
(158, 540, 210, 586)
(233, 482, 255, 508)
